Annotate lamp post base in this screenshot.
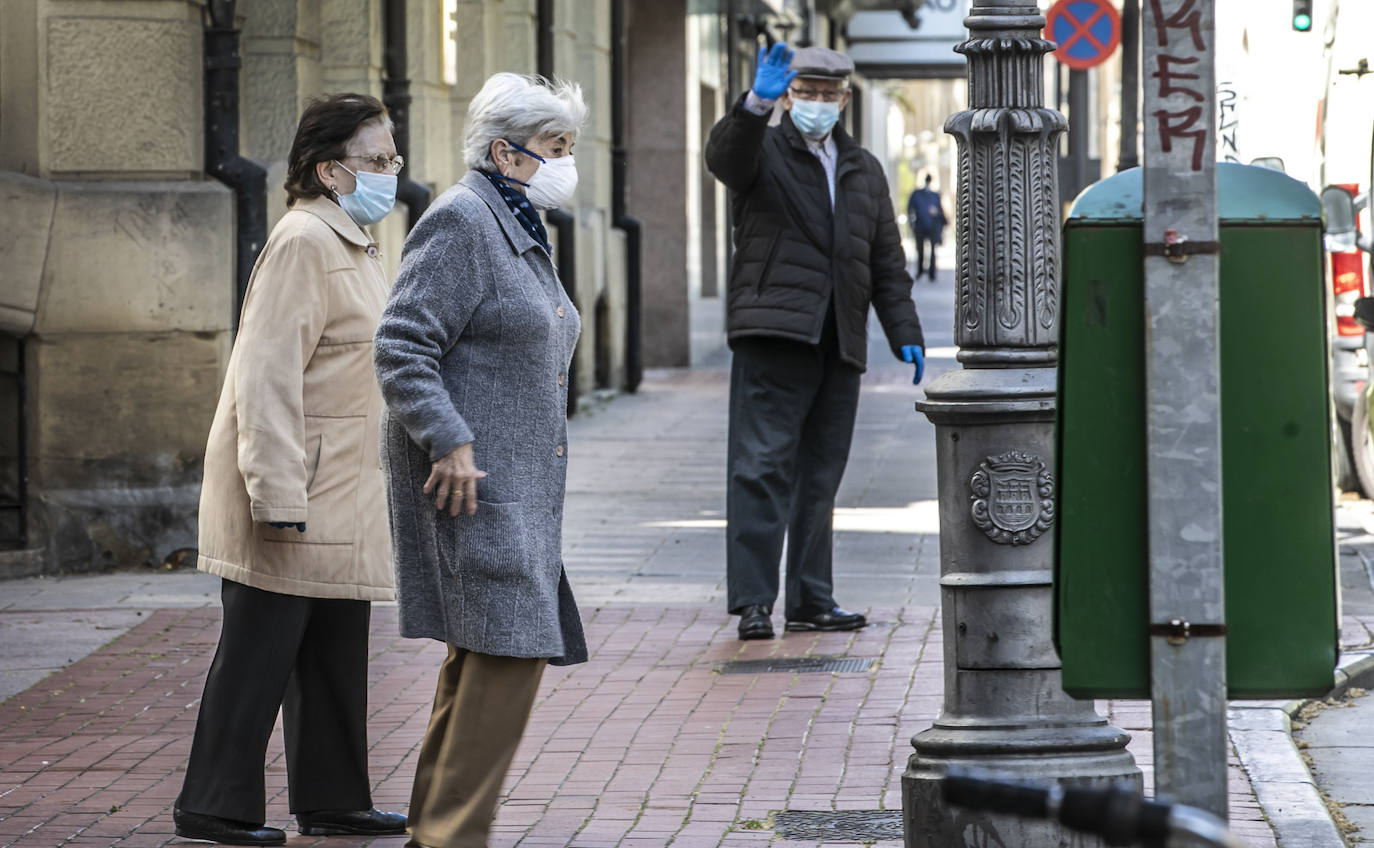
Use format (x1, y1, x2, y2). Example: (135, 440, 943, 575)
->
(903, 368, 1141, 848)
(903, 718, 1141, 847)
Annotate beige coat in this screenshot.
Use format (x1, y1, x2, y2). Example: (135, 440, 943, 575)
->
(197, 196, 394, 600)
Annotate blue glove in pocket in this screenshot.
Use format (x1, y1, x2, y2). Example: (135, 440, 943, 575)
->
(267, 521, 306, 533)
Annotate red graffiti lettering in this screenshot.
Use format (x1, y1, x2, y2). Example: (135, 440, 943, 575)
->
(1154, 106, 1208, 171)
(1152, 53, 1204, 101)
(1147, 0, 1206, 50)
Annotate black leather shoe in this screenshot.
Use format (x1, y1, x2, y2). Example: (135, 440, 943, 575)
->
(737, 605, 774, 640)
(297, 808, 407, 836)
(173, 807, 286, 846)
(785, 607, 867, 632)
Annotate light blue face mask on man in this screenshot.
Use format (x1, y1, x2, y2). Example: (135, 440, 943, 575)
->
(335, 162, 397, 226)
(789, 99, 842, 140)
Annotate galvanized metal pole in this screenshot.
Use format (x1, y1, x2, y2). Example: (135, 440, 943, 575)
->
(1141, 0, 1228, 818)
(902, 2, 1140, 845)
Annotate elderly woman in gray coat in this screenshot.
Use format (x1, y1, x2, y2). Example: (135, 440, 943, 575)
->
(373, 72, 587, 848)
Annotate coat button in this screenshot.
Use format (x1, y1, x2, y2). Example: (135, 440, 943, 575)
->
(557, 374, 566, 386)
(555, 444, 565, 457)
(556, 306, 566, 318)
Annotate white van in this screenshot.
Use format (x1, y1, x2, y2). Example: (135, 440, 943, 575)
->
(1316, 0, 1374, 493)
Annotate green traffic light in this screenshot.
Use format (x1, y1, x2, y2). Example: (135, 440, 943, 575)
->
(1293, 12, 1312, 30)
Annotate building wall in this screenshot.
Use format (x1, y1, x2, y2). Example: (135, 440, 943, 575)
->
(0, 0, 231, 576)
(0, 0, 646, 577)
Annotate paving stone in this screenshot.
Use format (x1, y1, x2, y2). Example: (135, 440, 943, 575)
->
(0, 283, 1288, 847)
(1340, 803, 1374, 843)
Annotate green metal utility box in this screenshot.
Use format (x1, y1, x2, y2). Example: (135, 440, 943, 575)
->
(1055, 163, 1339, 699)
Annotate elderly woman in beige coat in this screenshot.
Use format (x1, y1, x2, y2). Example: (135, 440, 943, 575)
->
(174, 93, 405, 847)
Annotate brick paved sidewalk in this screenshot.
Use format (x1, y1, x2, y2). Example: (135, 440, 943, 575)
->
(0, 285, 1283, 847)
(0, 600, 1279, 848)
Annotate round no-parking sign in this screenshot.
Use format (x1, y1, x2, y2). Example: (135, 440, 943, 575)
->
(1045, 0, 1122, 71)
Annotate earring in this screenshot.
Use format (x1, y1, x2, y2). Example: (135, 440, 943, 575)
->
(329, 184, 337, 192)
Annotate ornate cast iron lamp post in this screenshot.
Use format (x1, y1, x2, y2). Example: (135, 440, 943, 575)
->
(901, 2, 1141, 845)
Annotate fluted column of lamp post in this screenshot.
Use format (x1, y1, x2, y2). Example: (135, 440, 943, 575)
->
(901, 2, 1141, 846)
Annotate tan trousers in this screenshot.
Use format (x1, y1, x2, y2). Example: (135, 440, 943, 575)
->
(407, 646, 546, 848)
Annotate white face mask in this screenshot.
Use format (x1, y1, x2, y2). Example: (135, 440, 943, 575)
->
(525, 154, 579, 210)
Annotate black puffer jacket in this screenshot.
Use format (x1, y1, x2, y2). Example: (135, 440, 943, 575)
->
(705, 96, 923, 371)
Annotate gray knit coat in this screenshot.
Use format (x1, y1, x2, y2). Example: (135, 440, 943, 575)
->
(373, 170, 587, 666)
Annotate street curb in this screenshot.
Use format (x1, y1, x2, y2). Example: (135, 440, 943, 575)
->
(1230, 649, 1374, 847)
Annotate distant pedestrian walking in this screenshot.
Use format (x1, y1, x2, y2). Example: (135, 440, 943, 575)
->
(374, 72, 589, 848)
(907, 174, 947, 280)
(175, 94, 407, 846)
(705, 44, 925, 641)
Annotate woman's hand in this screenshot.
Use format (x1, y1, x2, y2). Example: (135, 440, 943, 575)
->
(424, 443, 487, 516)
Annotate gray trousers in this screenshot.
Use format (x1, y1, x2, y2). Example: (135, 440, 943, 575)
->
(726, 334, 861, 618)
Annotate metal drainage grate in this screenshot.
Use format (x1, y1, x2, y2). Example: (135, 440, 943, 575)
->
(770, 810, 903, 841)
(716, 656, 876, 674)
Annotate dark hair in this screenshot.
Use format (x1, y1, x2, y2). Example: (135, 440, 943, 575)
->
(284, 93, 390, 206)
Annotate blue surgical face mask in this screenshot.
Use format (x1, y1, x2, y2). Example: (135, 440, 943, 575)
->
(334, 162, 397, 226)
(789, 99, 842, 140)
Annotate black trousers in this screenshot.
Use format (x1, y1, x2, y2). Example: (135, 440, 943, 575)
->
(726, 334, 862, 618)
(914, 232, 938, 276)
(177, 579, 373, 825)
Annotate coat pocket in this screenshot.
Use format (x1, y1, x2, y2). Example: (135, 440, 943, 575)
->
(305, 435, 323, 492)
(755, 231, 783, 298)
(305, 415, 367, 543)
(450, 501, 534, 586)
(262, 415, 367, 547)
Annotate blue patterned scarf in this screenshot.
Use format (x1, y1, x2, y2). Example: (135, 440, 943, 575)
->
(483, 171, 551, 255)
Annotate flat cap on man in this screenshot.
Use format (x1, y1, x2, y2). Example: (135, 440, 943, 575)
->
(789, 46, 854, 79)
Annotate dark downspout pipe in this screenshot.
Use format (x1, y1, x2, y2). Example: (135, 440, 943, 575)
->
(726, 0, 739, 101)
(538, 0, 579, 417)
(547, 210, 577, 419)
(612, 0, 643, 392)
(1067, 69, 1089, 197)
(204, 0, 267, 332)
(538, 0, 556, 82)
(383, 0, 431, 230)
(1117, 0, 1140, 171)
(798, 0, 814, 48)
(723, 0, 739, 323)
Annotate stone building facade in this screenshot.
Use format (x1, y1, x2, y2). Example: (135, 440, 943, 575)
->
(0, 0, 903, 577)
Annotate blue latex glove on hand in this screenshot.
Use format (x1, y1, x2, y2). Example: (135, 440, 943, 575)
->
(268, 521, 306, 533)
(901, 345, 925, 385)
(752, 43, 797, 101)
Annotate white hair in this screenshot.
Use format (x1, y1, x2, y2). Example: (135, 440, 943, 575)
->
(463, 73, 588, 171)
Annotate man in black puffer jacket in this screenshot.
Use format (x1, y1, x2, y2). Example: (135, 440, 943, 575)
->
(706, 43, 925, 641)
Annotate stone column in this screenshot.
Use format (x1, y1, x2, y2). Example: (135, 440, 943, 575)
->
(901, 3, 1140, 846)
(627, 0, 690, 368)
